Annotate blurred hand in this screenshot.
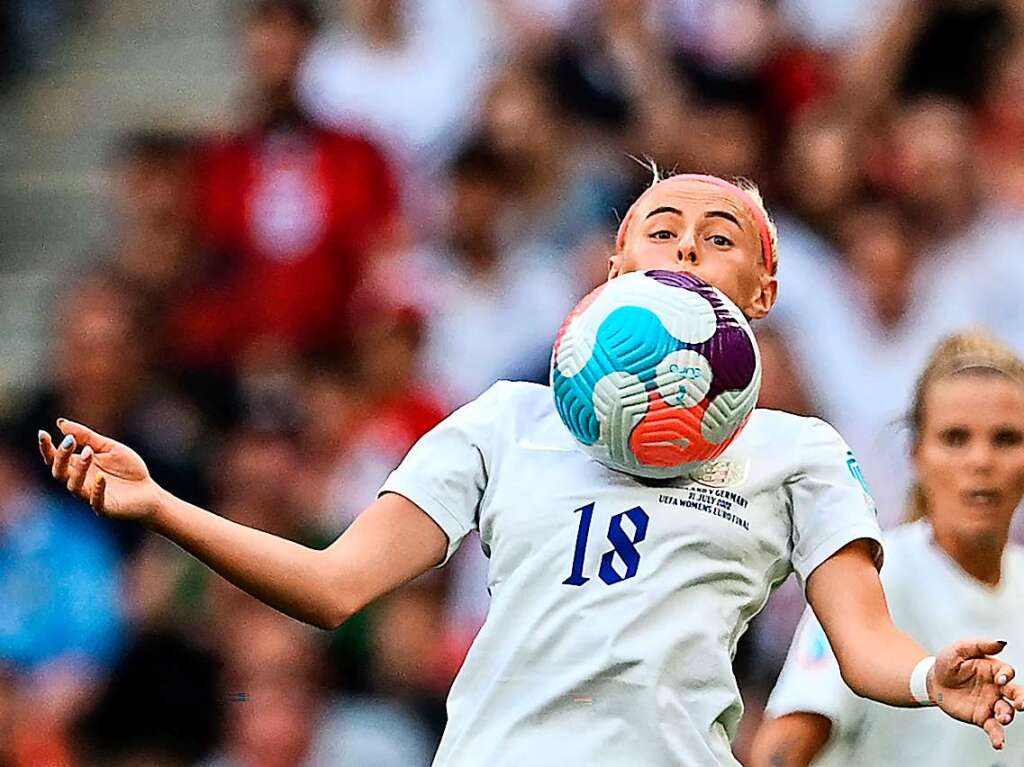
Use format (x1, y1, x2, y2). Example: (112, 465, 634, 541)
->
(931, 639, 1024, 749)
(38, 418, 162, 522)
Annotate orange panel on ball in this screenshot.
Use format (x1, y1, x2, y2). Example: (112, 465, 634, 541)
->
(629, 393, 720, 467)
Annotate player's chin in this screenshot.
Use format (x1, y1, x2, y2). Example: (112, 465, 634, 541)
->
(954, 512, 1008, 540)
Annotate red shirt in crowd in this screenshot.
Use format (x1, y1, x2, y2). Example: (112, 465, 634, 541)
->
(167, 122, 397, 367)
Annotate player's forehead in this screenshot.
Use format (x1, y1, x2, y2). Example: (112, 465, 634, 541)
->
(633, 177, 754, 226)
(925, 374, 1024, 426)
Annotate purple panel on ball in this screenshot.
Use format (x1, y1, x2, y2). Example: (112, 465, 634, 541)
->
(694, 323, 757, 397)
(644, 269, 757, 395)
(645, 270, 720, 303)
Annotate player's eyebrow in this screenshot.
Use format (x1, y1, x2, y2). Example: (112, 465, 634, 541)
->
(704, 210, 744, 229)
(644, 206, 682, 219)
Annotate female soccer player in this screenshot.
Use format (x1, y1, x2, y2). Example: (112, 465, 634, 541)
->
(751, 332, 1024, 767)
(39, 174, 1024, 766)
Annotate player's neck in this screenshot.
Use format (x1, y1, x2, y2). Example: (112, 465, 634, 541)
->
(932, 523, 1006, 588)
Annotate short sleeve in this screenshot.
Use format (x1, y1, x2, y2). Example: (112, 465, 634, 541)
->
(378, 383, 504, 565)
(787, 419, 883, 587)
(766, 608, 864, 729)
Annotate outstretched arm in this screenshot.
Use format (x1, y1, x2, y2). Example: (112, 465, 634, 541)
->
(39, 420, 447, 630)
(807, 540, 1024, 749)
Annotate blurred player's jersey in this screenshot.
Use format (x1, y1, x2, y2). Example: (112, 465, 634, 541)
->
(380, 381, 882, 766)
(766, 521, 1024, 766)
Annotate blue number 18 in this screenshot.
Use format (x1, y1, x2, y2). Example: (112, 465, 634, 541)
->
(563, 503, 650, 587)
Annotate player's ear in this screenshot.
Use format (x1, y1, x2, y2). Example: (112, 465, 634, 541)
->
(608, 253, 623, 280)
(745, 274, 777, 320)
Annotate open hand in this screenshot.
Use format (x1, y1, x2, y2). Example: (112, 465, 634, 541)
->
(38, 419, 162, 523)
(931, 639, 1024, 750)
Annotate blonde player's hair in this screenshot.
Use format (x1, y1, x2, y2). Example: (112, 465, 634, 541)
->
(905, 331, 1024, 522)
(622, 162, 780, 276)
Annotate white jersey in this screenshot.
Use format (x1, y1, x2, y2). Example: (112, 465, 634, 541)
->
(380, 381, 882, 766)
(766, 521, 1024, 767)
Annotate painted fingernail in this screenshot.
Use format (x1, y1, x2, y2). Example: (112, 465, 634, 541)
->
(999, 674, 1008, 685)
(37, 430, 46, 443)
(60, 434, 74, 450)
(81, 446, 93, 460)
(998, 640, 1008, 649)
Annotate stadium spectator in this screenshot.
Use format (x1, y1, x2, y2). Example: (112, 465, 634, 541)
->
(779, 110, 865, 239)
(368, 581, 452, 736)
(318, 304, 446, 529)
(102, 130, 199, 310)
(399, 140, 576, 407)
(200, 604, 434, 767)
(477, 63, 631, 254)
(300, 0, 499, 181)
(939, 37, 1024, 358)
(873, 98, 978, 240)
(541, 0, 682, 142)
(165, 0, 398, 370)
(978, 33, 1024, 209)
(8, 277, 210, 553)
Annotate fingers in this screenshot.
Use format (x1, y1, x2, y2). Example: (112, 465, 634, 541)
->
(38, 423, 107, 516)
(56, 418, 114, 453)
(66, 446, 94, 495)
(38, 430, 54, 465)
(50, 432, 75, 481)
(1002, 682, 1024, 711)
(994, 698, 1015, 727)
(995, 663, 1015, 686)
(955, 639, 1008, 660)
(89, 472, 107, 515)
(983, 716, 1006, 750)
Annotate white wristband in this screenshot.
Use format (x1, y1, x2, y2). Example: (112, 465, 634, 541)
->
(910, 655, 936, 706)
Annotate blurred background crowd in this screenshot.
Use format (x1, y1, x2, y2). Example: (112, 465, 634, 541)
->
(1, 0, 1023, 764)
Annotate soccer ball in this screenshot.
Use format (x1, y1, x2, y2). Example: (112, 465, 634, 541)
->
(550, 270, 761, 480)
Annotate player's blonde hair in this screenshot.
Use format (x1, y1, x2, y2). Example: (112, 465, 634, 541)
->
(617, 163, 780, 276)
(905, 331, 1024, 522)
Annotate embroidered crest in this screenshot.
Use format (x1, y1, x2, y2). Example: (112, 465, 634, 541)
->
(692, 458, 748, 488)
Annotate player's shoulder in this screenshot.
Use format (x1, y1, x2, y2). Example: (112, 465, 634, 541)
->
(743, 409, 849, 453)
(459, 380, 557, 427)
(735, 410, 867, 490)
(473, 379, 550, 409)
(469, 381, 574, 450)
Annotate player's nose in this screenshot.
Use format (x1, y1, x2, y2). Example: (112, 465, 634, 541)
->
(675, 231, 698, 267)
(964, 441, 996, 473)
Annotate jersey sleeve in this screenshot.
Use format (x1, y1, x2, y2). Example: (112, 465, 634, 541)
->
(787, 418, 883, 587)
(378, 382, 505, 565)
(765, 607, 865, 731)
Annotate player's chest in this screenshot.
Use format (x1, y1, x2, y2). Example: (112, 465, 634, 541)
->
(480, 450, 791, 585)
(892, 585, 1024, 668)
